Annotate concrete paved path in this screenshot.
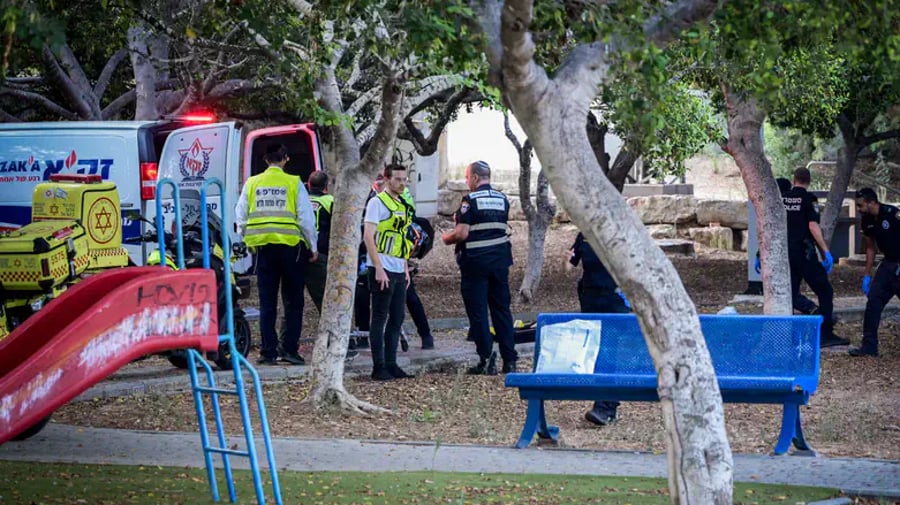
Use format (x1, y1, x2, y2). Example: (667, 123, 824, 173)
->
(1, 424, 897, 498)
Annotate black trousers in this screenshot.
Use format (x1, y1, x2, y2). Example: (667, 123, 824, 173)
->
(257, 244, 305, 360)
(367, 268, 407, 367)
(578, 285, 628, 415)
(790, 253, 834, 337)
(305, 252, 328, 313)
(862, 260, 900, 351)
(461, 263, 517, 364)
(406, 277, 432, 340)
(354, 266, 371, 332)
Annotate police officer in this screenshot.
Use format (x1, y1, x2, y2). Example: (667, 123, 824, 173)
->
(782, 168, 847, 348)
(442, 160, 517, 375)
(401, 186, 435, 350)
(569, 232, 629, 426)
(306, 171, 332, 313)
(363, 163, 415, 381)
(235, 144, 318, 366)
(850, 188, 900, 357)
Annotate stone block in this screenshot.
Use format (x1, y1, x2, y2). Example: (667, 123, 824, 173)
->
(646, 224, 676, 239)
(445, 180, 469, 192)
(696, 200, 748, 230)
(688, 226, 734, 251)
(507, 196, 527, 221)
(627, 195, 698, 224)
(437, 189, 463, 216)
(656, 239, 695, 256)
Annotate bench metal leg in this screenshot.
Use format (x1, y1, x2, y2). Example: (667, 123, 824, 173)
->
(536, 401, 559, 443)
(773, 404, 798, 455)
(791, 408, 815, 455)
(515, 400, 541, 448)
(774, 404, 815, 456)
(515, 400, 558, 449)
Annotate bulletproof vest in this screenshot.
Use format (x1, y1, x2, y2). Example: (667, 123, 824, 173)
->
(462, 187, 511, 264)
(782, 187, 815, 253)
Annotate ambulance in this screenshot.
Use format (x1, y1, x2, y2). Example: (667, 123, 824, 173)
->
(0, 118, 324, 269)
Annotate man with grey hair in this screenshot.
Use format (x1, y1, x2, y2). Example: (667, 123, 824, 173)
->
(442, 160, 517, 375)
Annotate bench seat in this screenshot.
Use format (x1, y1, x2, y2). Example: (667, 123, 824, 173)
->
(504, 313, 822, 455)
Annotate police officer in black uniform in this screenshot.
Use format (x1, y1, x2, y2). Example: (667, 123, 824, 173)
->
(442, 160, 516, 375)
(569, 232, 629, 425)
(782, 168, 848, 347)
(850, 188, 900, 357)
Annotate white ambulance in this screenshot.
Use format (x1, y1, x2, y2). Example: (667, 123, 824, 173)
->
(0, 118, 325, 268)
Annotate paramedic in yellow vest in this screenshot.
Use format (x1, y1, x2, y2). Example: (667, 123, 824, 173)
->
(235, 144, 318, 366)
(363, 163, 414, 381)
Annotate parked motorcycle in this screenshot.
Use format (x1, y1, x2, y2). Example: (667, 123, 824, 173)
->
(126, 212, 252, 370)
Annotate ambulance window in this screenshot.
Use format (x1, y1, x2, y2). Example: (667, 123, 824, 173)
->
(251, 132, 316, 183)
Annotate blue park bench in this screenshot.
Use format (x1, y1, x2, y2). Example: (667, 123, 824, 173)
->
(505, 313, 823, 455)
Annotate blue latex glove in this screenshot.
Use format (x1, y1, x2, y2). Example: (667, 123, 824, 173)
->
(862, 275, 871, 295)
(754, 256, 761, 274)
(617, 290, 631, 309)
(821, 251, 834, 275)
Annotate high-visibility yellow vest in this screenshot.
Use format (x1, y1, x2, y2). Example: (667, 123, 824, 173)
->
(374, 191, 412, 259)
(244, 167, 307, 248)
(310, 193, 334, 232)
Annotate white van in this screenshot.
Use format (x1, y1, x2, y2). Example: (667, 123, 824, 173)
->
(0, 119, 325, 267)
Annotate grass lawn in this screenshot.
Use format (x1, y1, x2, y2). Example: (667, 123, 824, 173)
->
(0, 461, 843, 504)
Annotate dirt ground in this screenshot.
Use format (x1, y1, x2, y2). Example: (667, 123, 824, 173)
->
(55, 222, 900, 460)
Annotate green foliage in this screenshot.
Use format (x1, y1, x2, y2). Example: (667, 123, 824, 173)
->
(763, 122, 816, 179)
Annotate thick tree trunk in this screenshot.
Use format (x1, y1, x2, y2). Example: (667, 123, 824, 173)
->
(608, 147, 638, 193)
(129, 23, 161, 120)
(306, 67, 404, 413)
(820, 115, 859, 246)
(487, 1, 733, 502)
(721, 90, 791, 316)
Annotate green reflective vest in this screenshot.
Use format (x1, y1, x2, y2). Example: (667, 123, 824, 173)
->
(401, 187, 415, 211)
(375, 191, 413, 259)
(244, 167, 307, 248)
(310, 193, 334, 231)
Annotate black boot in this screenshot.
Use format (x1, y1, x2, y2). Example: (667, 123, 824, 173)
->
(501, 359, 517, 374)
(467, 351, 497, 375)
(371, 364, 393, 381)
(820, 322, 850, 348)
(386, 363, 415, 379)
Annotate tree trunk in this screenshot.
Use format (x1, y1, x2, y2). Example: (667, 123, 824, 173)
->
(129, 22, 161, 120)
(505, 112, 556, 302)
(608, 146, 639, 193)
(305, 67, 404, 413)
(721, 89, 791, 316)
(820, 115, 859, 246)
(488, 1, 733, 502)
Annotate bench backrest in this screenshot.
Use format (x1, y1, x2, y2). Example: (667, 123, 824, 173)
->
(533, 313, 822, 390)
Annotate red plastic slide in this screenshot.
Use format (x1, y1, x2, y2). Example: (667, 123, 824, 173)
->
(0, 266, 219, 444)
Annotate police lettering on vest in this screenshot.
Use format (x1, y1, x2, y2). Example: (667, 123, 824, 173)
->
(244, 167, 308, 248)
(456, 184, 512, 266)
(374, 191, 413, 259)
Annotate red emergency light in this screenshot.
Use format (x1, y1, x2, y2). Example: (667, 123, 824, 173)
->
(140, 162, 158, 200)
(179, 112, 216, 123)
(49, 174, 102, 183)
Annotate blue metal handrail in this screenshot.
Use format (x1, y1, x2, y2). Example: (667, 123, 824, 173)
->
(156, 177, 282, 505)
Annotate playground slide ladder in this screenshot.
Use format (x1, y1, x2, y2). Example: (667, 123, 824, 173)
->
(156, 178, 283, 505)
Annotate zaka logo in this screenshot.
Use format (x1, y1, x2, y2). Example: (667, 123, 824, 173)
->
(178, 138, 213, 179)
(0, 150, 114, 180)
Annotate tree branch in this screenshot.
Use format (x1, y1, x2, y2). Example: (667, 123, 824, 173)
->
(399, 87, 481, 156)
(500, 0, 545, 91)
(0, 107, 21, 122)
(94, 48, 128, 99)
(358, 72, 406, 173)
(644, 0, 721, 47)
(56, 43, 101, 118)
(0, 87, 78, 120)
(860, 127, 900, 147)
(41, 45, 92, 119)
(472, 0, 504, 89)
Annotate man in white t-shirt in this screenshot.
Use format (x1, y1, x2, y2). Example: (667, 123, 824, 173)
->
(363, 164, 414, 381)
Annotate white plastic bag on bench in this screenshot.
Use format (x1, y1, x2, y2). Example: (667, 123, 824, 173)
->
(535, 319, 603, 374)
